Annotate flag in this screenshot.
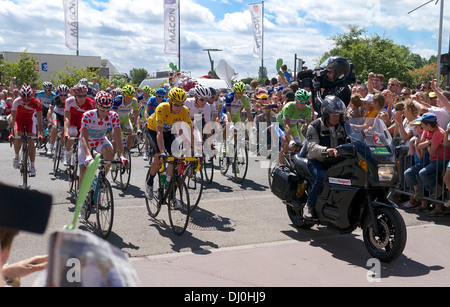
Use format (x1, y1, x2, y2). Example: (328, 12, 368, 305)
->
(164, 0, 179, 55)
(249, 2, 263, 59)
(62, 0, 78, 51)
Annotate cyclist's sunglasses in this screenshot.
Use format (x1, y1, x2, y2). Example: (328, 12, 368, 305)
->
(172, 102, 184, 107)
(296, 98, 308, 104)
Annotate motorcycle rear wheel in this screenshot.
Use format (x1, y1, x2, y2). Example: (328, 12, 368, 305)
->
(286, 186, 314, 229)
(362, 206, 407, 263)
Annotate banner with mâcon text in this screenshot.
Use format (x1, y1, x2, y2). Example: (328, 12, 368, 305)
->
(62, 0, 78, 51)
(249, 2, 263, 60)
(164, 0, 179, 55)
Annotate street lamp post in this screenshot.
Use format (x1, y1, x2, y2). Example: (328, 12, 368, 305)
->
(203, 49, 223, 73)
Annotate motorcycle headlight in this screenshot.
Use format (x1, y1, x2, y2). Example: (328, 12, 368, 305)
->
(378, 164, 395, 181)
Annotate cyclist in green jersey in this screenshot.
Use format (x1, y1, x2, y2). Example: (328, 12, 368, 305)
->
(275, 89, 312, 165)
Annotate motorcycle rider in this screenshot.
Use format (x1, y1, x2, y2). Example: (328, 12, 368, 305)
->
(303, 95, 348, 218)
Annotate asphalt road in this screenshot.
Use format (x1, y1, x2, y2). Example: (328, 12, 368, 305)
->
(1, 141, 450, 287)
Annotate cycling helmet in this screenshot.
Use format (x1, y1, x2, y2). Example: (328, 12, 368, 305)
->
(95, 91, 113, 109)
(20, 84, 33, 101)
(168, 87, 187, 103)
(295, 89, 310, 102)
(56, 84, 69, 96)
(142, 85, 153, 94)
(78, 78, 89, 86)
(73, 83, 88, 94)
(155, 87, 166, 96)
(194, 84, 212, 98)
(321, 95, 346, 120)
(42, 81, 53, 90)
(113, 87, 122, 96)
(233, 81, 246, 93)
(188, 88, 196, 97)
(320, 56, 350, 82)
(209, 87, 216, 97)
(122, 85, 136, 97)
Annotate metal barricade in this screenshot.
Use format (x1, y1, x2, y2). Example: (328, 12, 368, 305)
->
(391, 138, 449, 205)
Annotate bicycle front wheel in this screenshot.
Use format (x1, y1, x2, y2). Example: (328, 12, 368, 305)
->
(145, 168, 162, 218)
(53, 137, 62, 176)
(96, 178, 114, 239)
(233, 145, 248, 183)
(185, 160, 203, 212)
(218, 143, 229, 175)
(203, 156, 214, 184)
(118, 147, 131, 190)
(168, 178, 190, 236)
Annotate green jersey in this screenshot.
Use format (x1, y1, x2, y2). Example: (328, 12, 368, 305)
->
(276, 101, 311, 137)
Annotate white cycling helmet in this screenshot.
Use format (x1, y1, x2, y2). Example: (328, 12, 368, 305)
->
(194, 84, 212, 98)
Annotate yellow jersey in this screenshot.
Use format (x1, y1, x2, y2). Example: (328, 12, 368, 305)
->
(147, 102, 192, 132)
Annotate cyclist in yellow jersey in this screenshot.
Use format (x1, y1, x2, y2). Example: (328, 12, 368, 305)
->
(145, 87, 193, 199)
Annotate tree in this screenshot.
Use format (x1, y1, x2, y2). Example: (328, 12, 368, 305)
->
(50, 62, 109, 90)
(0, 50, 40, 87)
(319, 26, 417, 85)
(129, 68, 148, 86)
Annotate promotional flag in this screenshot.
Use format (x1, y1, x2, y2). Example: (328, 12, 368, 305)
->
(249, 2, 263, 59)
(62, 0, 78, 51)
(164, 0, 179, 55)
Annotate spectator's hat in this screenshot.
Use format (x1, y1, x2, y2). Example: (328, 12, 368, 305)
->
(414, 112, 437, 125)
(429, 92, 437, 98)
(256, 88, 268, 99)
(361, 94, 374, 102)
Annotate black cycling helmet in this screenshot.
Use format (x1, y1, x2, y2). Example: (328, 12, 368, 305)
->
(321, 95, 346, 120)
(320, 56, 350, 82)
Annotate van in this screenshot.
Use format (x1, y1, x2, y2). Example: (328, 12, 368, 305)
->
(195, 78, 231, 94)
(138, 78, 169, 89)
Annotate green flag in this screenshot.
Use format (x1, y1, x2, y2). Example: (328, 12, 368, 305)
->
(276, 58, 283, 71)
(64, 154, 101, 230)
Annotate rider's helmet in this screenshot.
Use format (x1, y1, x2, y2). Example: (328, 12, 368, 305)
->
(168, 87, 187, 103)
(233, 81, 246, 94)
(142, 85, 155, 96)
(321, 95, 346, 120)
(95, 91, 113, 109)
(73, 83, 88, 95)
(295, 89, 310, 102)
(113, 87, 122, 96)
(20, 84, 33, 101)
(155, 87, 166, 96)
(209, 87, 216, 97)
(194, 84, 212, 98)
(320, 56, 350, 82)
(78, 78, 89, 86)
(56, 84, 69, 96)
(42, 81, 53, 90)
(122, 85, 136, 97)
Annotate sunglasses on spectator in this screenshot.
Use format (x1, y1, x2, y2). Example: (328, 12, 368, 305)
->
(388, 83, 398, 86)
(400, 93, 410, 96)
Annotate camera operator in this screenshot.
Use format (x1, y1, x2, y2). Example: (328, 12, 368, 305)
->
(297, 56, 352, 118)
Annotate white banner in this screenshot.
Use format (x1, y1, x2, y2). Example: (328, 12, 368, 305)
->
(164, 0, 179, 55)
(249, 2, 263, 59)
(62, 0, 78, 51)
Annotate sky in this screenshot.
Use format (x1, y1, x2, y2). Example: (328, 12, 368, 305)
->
(0, 0, 449, 82)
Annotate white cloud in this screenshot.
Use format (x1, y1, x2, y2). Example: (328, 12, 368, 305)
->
(0, 0, 447, 83)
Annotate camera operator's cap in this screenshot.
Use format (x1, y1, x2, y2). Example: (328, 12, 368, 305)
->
(429, 92, 437, 98)
(361, 94, 374, 102)
(416, 112, 437, 124)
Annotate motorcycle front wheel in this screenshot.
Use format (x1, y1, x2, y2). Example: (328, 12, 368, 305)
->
(362, 206, 407, 263)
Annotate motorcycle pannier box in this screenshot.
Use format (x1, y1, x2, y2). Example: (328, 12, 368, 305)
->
(271, 167, 300, 200)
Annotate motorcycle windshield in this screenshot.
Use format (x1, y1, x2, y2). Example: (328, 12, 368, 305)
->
(345, 117, 393, 148)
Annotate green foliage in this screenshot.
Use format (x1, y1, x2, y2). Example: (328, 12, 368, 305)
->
(129, 68, 148, 86)
(318, 26, 418, 85)
(50, 62, 109, 90)
(0, 50, 40, 87)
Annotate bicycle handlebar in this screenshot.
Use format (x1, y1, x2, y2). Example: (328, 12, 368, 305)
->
(159, 156, 201, 173)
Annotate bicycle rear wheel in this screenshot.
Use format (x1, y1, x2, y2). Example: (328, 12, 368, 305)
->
(233, 145, 248, 183)
(20, 149, 28, 189)
(96, 178, 114, 239)
(68, 150, 79, 199)
(145, 168, 162, 218)
(168, 177, 190, 236)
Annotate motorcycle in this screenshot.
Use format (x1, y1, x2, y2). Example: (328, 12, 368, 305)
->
(271, 117, 407, 262)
